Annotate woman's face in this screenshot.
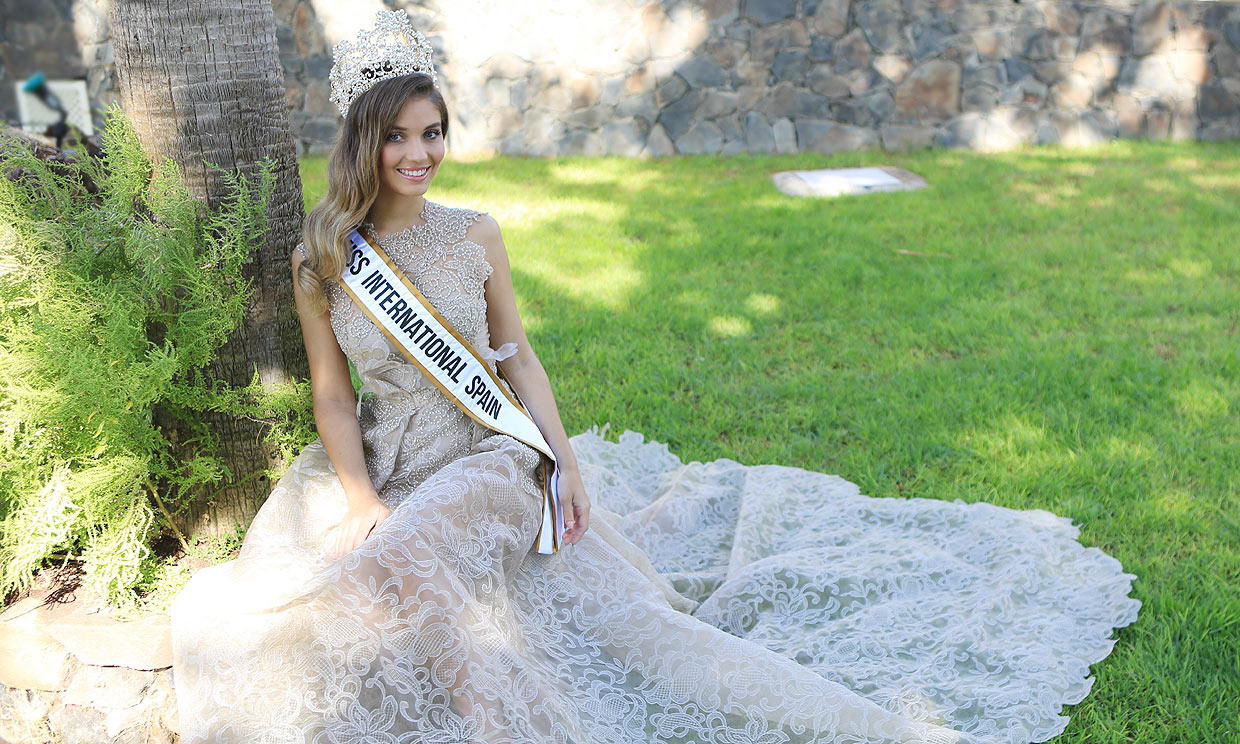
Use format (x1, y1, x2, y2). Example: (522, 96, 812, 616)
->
(376, 96, 445, 202)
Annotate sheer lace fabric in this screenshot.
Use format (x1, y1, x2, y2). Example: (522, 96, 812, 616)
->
(172, 201, 1139, 743)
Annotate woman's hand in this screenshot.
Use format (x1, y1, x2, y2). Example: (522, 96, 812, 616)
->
(325, 493, 392, 560)
(557, 467, 590, 547)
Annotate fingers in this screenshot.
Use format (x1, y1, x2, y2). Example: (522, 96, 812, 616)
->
(559, 495, 576, 541)
(374, 503, 392, 529)
(347, 515, 375, 555)
(560, 489, 591, 547)
(558, 500, 577, 545)
(576, 496, 590, 535)
(326, 505, 389, 560)
(574, 504, 591, 544)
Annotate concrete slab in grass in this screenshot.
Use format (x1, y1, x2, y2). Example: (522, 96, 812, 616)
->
(772, 166, 927, 197)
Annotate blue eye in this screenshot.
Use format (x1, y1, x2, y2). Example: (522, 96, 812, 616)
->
(424, 129, 441, 140)
(386, 132, 403, 142)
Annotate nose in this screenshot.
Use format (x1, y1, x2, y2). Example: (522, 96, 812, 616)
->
(401, 138, 429, 164)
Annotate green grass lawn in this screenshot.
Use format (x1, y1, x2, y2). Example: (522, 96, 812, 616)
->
(301, 140, 1239, 743)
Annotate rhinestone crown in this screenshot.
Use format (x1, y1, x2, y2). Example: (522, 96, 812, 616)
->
(328, 10, 437, 118)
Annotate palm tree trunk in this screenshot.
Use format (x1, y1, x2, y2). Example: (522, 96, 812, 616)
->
(112, 0, 309, 536)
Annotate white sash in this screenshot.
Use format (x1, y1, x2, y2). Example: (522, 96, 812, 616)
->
(337, 228, 563, 554)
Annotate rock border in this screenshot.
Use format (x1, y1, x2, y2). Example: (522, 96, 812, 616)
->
(0, 597, 178, 744)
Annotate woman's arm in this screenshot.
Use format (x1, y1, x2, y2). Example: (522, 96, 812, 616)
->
(291, 250, 391, 559)
(473, 217, 590, 547)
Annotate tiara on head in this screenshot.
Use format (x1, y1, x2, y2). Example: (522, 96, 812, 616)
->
(328, 10, 437, 119)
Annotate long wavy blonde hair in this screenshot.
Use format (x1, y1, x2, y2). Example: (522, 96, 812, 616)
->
(298, 73, 449, 314)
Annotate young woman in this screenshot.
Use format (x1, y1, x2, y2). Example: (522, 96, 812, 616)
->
(294, 77, 591, 564)
(172, 11, 1139, 743)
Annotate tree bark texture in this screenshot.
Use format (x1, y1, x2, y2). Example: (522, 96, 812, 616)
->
(112, 0, 309, 536)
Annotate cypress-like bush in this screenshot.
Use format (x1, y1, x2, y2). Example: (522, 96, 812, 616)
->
(0, 109, 310, 610)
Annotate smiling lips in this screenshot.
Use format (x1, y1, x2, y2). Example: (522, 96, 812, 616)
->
(397, 166, 431, 182)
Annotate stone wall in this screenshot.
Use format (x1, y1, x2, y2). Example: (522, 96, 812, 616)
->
(0, 596, 177, 744)
(417, 0, 1240, 154)
(1, 0, 1238, 157)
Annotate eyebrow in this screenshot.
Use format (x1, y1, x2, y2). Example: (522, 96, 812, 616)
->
(389, 121, 443, 131)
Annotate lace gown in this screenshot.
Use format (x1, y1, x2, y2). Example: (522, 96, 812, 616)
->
(172, 201, 1140, 744)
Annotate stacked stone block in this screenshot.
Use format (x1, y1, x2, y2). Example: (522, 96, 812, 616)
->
(424, 0, 1239, 156)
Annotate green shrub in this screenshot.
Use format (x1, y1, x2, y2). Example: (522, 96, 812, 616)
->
(0, 108, 305, 611)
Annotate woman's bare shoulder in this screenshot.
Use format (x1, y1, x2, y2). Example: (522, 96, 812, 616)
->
(464, 213, 503, 247)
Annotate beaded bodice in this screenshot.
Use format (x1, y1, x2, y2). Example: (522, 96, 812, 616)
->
(320, 200, 498, 505)
(326, 200, 492, 357)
